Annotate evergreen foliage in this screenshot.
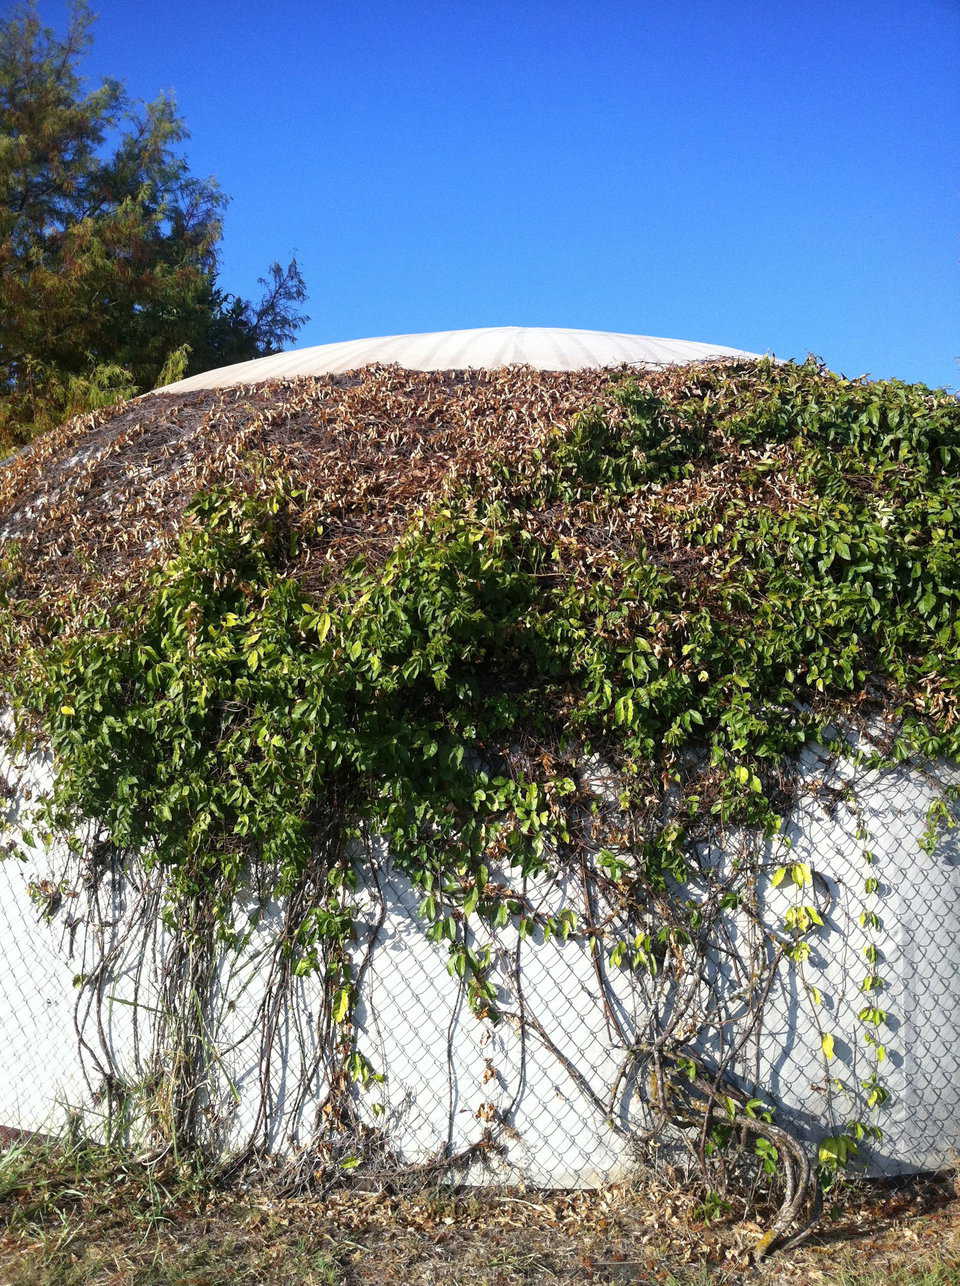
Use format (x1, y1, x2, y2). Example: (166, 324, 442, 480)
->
(0, 1, 308, 447)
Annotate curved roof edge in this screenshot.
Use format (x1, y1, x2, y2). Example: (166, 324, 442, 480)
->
(155, 326, 764, 393)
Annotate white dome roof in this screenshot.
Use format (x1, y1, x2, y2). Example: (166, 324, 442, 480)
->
(157, 326, 761, 393)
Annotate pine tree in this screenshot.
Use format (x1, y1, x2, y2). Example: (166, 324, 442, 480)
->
(0, 2, 307, 445)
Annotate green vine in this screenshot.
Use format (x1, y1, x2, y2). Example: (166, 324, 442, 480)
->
(3, 357, 960, 1252)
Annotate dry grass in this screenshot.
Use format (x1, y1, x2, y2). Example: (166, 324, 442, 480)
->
(0, 1142, 957, 1285)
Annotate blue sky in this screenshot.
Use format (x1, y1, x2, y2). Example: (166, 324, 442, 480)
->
(31, 0, 960, 388)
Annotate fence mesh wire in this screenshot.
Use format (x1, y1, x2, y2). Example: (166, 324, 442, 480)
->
(1, 748, 959, 1186)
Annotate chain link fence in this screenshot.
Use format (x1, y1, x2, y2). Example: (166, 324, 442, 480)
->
(1, 744, 959, 1186)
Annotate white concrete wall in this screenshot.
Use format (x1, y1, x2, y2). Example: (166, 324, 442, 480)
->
(1, 743, 958, 1181)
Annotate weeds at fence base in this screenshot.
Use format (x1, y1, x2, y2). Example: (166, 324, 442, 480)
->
(0, 1138, 957, 1285)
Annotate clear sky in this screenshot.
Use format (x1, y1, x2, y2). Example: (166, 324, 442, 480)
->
(30, 0, 960, 388)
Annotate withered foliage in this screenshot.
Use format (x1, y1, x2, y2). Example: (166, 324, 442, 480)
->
(0, 365, 622, 638)
(0, 357, 804, 650)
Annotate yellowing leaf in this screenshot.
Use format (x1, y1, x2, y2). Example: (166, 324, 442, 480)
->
(60, 705, 75, 715)
(332, 987, 351, 1024)
(821, 1032, 836, 1061)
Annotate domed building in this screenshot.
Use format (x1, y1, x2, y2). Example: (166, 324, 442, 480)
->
(1, 326, 958, 1223)
(156, 325, 761, 390)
